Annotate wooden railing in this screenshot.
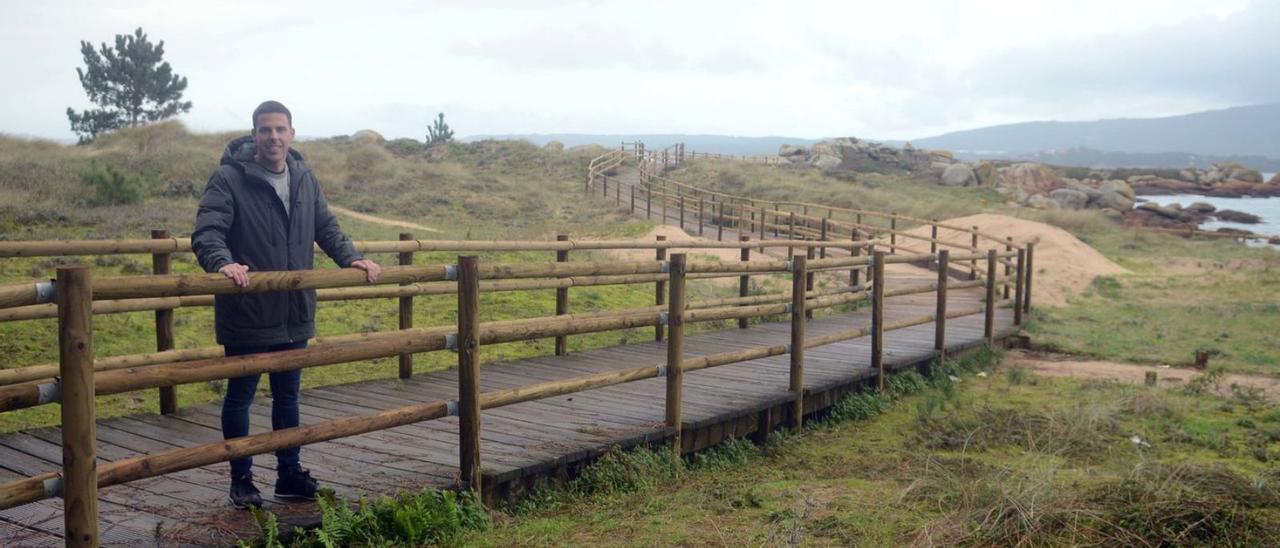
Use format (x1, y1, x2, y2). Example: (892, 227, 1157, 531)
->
(0, 232, 1031, 545)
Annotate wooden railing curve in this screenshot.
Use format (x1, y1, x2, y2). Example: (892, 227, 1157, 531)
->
(0, 144, 1037, 545)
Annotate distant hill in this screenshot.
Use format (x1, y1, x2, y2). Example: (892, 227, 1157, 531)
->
(463, 134, 820, 155)
(912, 104, 1280, 160)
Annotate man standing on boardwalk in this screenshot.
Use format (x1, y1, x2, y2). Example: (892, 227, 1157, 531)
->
(193, 100, 382, 509)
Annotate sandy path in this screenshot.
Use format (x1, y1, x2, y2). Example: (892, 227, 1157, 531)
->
(328, 204, 441, 233)
(1006, 349, 1280, 401)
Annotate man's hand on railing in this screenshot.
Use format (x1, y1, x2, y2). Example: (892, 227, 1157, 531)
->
(218, 263, 251, 287)
(351, 259, 382, 283)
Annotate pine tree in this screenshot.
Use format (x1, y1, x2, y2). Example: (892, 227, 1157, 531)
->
(426, 112, 454, 146)
(65, 28, 192, 143)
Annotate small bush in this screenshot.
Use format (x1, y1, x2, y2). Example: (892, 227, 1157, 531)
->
(240, 488, 487, 547)
(81, 161, 146, 205)
(571, 446, 683, 497)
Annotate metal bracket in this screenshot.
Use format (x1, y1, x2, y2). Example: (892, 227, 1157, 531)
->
(785, 259, 795, 273)
(35, 281, 55, 304)
(866, 255, 876, 267)
(444, 265, 458, 281)
(658, 312, 669, 326)
(656, 365, 668, 377)
(43, 477, 63, 499)
(784, 303, 794, 314)
(37, 383, 60, 405)
(784, 344, 793, 354)
(445, 333, 459, 351)
(445, 400, 460, 417)
(660, 260, 671, 274)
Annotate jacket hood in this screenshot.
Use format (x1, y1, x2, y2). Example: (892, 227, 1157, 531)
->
(220, 135, 308, 177)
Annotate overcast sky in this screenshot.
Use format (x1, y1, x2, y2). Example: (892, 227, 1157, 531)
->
(2, 0, 1275, 142)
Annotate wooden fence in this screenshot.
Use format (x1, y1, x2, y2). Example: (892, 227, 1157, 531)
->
(0, 146, 1035, 545)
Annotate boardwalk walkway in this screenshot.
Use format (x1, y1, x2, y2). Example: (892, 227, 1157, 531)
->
(0, 164, 1021, 546)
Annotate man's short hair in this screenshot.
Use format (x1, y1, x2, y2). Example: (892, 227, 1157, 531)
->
(252, 101, 292, 129)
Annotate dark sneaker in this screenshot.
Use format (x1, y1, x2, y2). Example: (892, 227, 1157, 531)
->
(275, 467, 319, 501)
(229, 473, 263, 509)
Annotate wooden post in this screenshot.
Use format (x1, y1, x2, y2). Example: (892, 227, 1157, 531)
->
(930, 221, 938, 256)
(805, 246, 815, 319)
(646, 184, 652, 219)
(1004, 237, 1014, 299)
(969, 226, 980, 280)
(555, 234, 570, 356)
(717, 202, 724, 241)
(1015, 248, 1025, 326)
(662, 185, 668, 225)
(698, 197, 704, 236)
(666, 254, 686, 454)
(630, 184, 636, 213)
(679, 195, 685, 230)
(601, 175, 608, 198)
(759, 206, 766, 242)
(152, 229, 177, 414)
(655, 236, 667, 342)
(456, 256, 481, 493)
(851, 228, 861, 287)
(1144, 371, 1157, 386)
(738, 236, 751, 329)
(819, 218, 828, 260)
(789, 254, 806, 429)
(773, 205, 780, 237)
(615, 180, 621, 206)
(1024, 242, 1035, 313)
(889, 216, 897, 254)
(985, 249, 997, 343)
(871, 251, 886, 390)
(398, 232, 415, 379)
(58, 265, 98, 547)
(935, 250, 949, 359)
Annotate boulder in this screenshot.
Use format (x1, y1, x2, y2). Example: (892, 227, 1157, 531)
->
(1225, 164, 1264, 183)
(941, 164, 978, 186)
(1066, 179, 1103, 203)
(1099, 208, 1125, 222)
(1136, 202, 1182, 219)
(1215, 209, 1262, 224)
(1123, 209, 1197, 230)
(999, 163, 1065, 195)
(1099, 179, 1135, 200)
(1027, 194, 1060, 209)
(811, 154, 842, 169)
(1270, 172, 1280, 185)
(1185, 202, 1216, 214)
(1095, 191, 1135, 211)
(1206, 180, 1280, 197)
(1048, 188, 1089, 209)
(975, 162, 1002, 187)
(779, 144, 806, 157)
(351, 129, 385, 144)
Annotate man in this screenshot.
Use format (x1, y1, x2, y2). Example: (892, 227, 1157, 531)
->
(193, 100, 382, 509)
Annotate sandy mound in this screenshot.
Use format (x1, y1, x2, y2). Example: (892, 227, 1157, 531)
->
(894, 213, 1127, 307)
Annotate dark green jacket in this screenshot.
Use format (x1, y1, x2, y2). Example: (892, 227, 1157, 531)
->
(193, 136, 362, 347)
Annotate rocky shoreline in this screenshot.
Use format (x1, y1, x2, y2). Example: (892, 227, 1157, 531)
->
(777, 138, 1278, 239)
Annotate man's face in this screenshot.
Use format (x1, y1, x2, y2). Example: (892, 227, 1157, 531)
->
(252, 113, 295, 165)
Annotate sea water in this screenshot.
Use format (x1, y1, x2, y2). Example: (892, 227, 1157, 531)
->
(1140, 190, 1280, 237)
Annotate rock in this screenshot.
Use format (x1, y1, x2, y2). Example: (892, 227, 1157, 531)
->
(811, 154, 842, 169)
(1066, 179, 1103, 203)
(1215, 209, 1262, 224)
(1095, 191, 1135, 211)
(1128, 177, 1200, 195)
(779, 144, 806, 157)
(999, 163, 1065, 196)
(1136, 202, 1182, 219)
(1206, 180, 1280, 198)
(1270, 172, 1280, 185)
(1099, 208, 1125, 221)
(1165, 202, 1183, 211)
(1049, 188, 1089, 209)
(1185, 202, 1216, 214)
(1123, 209, 1197, 230)
(1179, 169, 1198, 182)
(1027, 194, 1060, 209)
(1099, 179, 1135, 200)
(1225, 164, 1264, 183)
(811, 143, 837, 158)
(975, 162, 1002, 187)
(351, 129, 385, 144)
(941, 164, 978, 186)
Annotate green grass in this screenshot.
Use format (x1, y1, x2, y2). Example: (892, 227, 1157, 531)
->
(463, 351, 1280, 547)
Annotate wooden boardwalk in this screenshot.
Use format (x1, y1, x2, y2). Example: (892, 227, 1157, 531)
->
(0, 273, 1015, 546)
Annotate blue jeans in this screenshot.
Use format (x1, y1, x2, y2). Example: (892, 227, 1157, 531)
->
(221, 340, 307, 477)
